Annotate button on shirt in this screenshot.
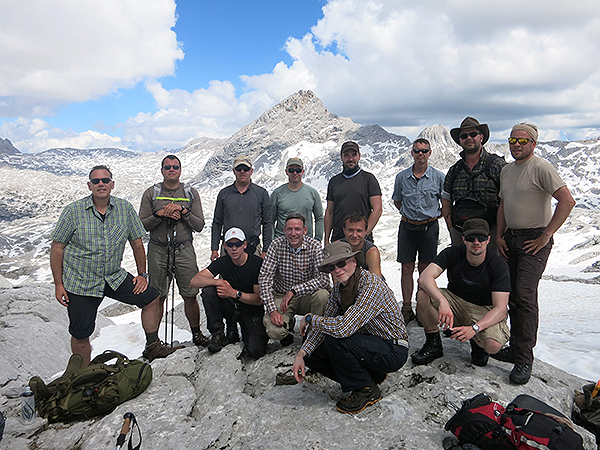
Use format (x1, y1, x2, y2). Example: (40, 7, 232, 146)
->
(51, 195, 146, 297)
(392, 165, 445, 221)
(258, 236, 330, 314)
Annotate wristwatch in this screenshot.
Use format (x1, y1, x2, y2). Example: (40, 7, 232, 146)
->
(139, 272, 148, 279)
(305, 314, 312, 324)
(471, 323, 480, 334)
(236, 291, 243, 299)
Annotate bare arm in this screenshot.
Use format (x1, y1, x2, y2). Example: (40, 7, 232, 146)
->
(441, 198, 452, 232)
(417, 262, 454, 329)
(50, 241, 69, 306)
(365, 247, 382, 278)
(323, 200, 334, 245)
(496, 199, 508, 260)
(393, 200, 402, 212)
(129, 238, 148, 294)
(366, 195, 383, 236)
(190, 268, 219, 288)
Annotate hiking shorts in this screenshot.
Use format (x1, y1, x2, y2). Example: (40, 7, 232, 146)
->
(67, 273, 159, 339)
(397, 220, 439, 264)
(431, 288, 509, 348)
(147, 241, 199, 298)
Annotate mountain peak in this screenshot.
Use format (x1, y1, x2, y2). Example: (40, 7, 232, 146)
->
(0, 137, 21, 156)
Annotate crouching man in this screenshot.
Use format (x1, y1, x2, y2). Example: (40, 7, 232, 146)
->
(292, 242, 408, 414)
(412, 219, 510, 367)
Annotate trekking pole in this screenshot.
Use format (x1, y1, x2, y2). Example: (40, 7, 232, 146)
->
(115, 412, 134, 450)
(164, 219, 176, 346)
(170, 220, 177, 347)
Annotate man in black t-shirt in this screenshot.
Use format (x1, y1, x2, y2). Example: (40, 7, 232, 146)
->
(412, 219, 510, 367)
(191, 227, 268, 360)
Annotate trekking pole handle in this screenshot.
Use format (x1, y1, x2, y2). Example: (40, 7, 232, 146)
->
(115, 412, 134, 450)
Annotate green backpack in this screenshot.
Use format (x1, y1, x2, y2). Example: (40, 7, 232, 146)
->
(29, 350, 152, 423)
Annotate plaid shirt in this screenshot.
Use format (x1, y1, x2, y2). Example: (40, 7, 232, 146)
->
(259, 236, 330, 314)
(301, 268, 408, 356)
(51, 195, 146, 297)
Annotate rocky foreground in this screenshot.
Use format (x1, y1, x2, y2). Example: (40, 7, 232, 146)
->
(0, 283, 596, 449)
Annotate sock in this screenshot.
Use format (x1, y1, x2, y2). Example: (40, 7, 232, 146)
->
(191, 326, 201, 334)
(146, 331, 159, 345)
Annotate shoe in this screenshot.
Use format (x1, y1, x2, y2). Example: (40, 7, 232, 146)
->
(402, 309, 416, 324)
(411, 332, 443, 365)
(192, 331, 210, 347)
(491, 346, 516, 363)
(226, 325, 240, 344)
(275, 370, 299, 385)
(236, 348, 255, 364)
(143, 340, 181, 362)
(207, 332, 228, 354)
(280, 332, 294, 347)
(336, 382, 382, 414)
(371, 372, 388, 385)
(470, 340, 489, 367)
(509, 363, 532, 385)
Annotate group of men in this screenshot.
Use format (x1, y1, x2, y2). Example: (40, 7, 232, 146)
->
(49, 115, 573, 416)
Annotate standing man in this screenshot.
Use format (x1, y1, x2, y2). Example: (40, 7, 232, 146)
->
(211, 155, 272, 260)
(139, 155, 210, 347)
(494, 123, 575, 385)
(191, 228, 268, 361)
(340, 213, 382, 277)
(324, 141, 382, 244)
(271, 157, 324, 241)
(392, 138, 445, 323)
(292, 242, 408, 414)
(442, 117, 506, 251)
(50, 165, 176, 365)
(259, 213, 330, 346)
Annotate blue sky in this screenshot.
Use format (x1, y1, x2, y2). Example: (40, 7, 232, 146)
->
(2, 0, 600, 152)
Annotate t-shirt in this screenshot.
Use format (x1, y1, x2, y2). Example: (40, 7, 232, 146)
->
(326, 169, 381, 242)
(207, 253, 262, 294)
(500, 156, 566, 230)
(271, 183, 324, 240)
(433, 246, 510, 306)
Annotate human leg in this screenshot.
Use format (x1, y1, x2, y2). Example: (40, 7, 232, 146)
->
(411, 289, 445, 365)
(238, 309, 268, 359)
(66, 292, 103, 366)
(262, 292, 291, 341)
(71, 337, 92, 366)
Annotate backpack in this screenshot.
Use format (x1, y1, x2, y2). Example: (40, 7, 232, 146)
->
(29, 350, 152, 423)
(152, 182, 194, 209)
(445, 393, 584, 450)
(573, 382, 600, 446)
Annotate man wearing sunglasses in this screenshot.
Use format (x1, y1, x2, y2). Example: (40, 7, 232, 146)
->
(291, 241, 408, 414)
(442, 117, 506, 251)
(392, 138, 445, 323)
(211, 155, 272, 261)
(271, 157, 324, 241)
(259, 213, 330, 346)
(139, 155, 210, 347)
(493, 123, 575, 385)
(50, 165, 175, 365)
(412, 219, 510, 369)
(191, 228, 268, 360)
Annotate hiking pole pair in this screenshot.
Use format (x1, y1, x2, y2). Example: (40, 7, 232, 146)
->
(115, 412, 142, 450)
(164, 219, 177, 347)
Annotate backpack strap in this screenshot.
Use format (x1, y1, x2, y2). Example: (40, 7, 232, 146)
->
(90, 350, 127, 367)
(152, 182, 194, 209)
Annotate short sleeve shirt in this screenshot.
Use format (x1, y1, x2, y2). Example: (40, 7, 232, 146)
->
(392, 165, 445, 221)
(207, 253, 262, 294)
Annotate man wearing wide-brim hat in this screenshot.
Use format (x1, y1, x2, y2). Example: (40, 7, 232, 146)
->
(442, 117, 506, 251)
(291, 241, 408, 415)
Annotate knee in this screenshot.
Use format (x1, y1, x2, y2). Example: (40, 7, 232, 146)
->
(415, 289, 431, 308)
(201, 286, 218, 303)
(484, 339, 503, 354)
(401, 263, 415, 277)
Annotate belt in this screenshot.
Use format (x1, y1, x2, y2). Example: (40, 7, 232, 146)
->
(402, 216, 440, 226)
(508, 227, 546, 236)
(389, 338, 409, 348)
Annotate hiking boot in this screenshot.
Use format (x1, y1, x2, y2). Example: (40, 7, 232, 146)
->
(509, 362, 532, 385)
(192, 331, 210, 347)
(411, 332, 443, 365)
(207, 333, 228, 354)
(491, 346, 516, 363)
(336, 382, 382, 414)
(280, 332, 294, 347)
(143, 340, 180, 362)
(470, 340, 489, 367)
(402, 308, 416, 324)
(226, 326, 240, 344)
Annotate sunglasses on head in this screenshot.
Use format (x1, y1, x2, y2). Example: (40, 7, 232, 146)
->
(413, 148, 430, 154)
(320, 257, 351, 273)
(90, 178, 112, 184)
(464, 234, 488, 243)
(163, 165, 180, 170)
(460, 131, 481, 140)
(235, 165, 251, 172)
(508, 137, 533, 145)
(225, 240, 245, 248)
(287, 168, 302, 174)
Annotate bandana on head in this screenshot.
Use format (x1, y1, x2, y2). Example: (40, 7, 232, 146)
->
(512, 123, 538, 141)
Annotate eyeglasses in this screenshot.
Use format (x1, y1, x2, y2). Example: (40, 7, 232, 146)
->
(460, 131, 481, 140)
(163, 165, 180, 170)
(464, 234, 488, 243)
(287, 168, 303, 174)
(413, 148, 430, 154)
(508, 137, 533, 145)
(320, 258, 351, 273)
(90, 178, 112, 184)
(225, 241, 245, 248)
(235, 166, 251, 172)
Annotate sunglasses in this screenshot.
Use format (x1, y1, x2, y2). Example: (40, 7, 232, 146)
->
(287, 168, 303, 174)
(235, 166, 251, 172)
(508, 137, 533, 145)
(413, 148, 430, 154)
(460, 131, 481, 140)
(225, 241, 245, 248)
(163, 165, 180, 170)
(320, 258, 351, 273)
(90, 178, 112, 184)
(464, 234, 489, 243)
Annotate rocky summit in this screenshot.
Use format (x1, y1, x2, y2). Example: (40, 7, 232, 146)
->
(0, 284, 596, 449)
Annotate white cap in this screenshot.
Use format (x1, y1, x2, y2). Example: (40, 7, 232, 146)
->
(224, 227, 246, 242)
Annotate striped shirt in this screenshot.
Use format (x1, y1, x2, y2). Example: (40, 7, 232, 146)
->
(259, 235, 330, 314)
(301, 268, 408, 356)
(51, 195, 146, 297)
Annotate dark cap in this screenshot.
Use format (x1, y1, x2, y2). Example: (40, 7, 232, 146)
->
(341, 141, 360, 154)
(462, 218, 490, 237)
(450, 117, 490, 145)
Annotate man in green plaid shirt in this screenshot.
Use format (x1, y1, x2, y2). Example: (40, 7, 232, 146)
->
(50, 165, 179, 365)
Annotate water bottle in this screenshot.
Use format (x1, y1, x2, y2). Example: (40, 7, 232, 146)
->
(21, 386, 35, 423)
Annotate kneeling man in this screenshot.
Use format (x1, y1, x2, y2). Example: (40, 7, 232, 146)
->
(412, 219, 510, 367)
(292, 242, 408, 414)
